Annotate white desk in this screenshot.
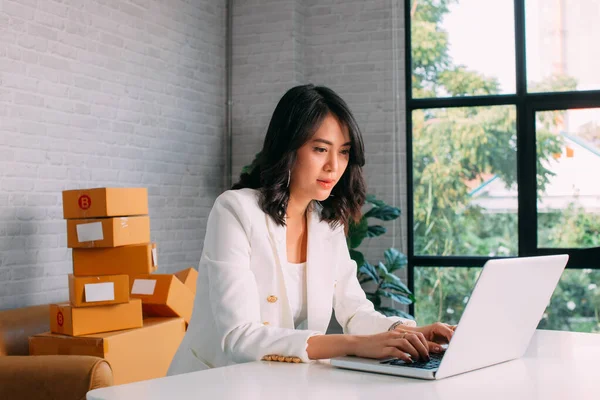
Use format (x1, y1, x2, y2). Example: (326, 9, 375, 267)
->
(88, 330, 599, 400)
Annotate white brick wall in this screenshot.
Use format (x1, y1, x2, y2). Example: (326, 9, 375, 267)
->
(230, 0, 306, 179)
(0, 0, 226, 310)
(231, 0, 408, 273)
(305, 0, 408, 271)
(1, 0, 408, 312)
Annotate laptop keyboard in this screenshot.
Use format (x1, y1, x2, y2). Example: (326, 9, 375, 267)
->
(379, 351, 444, 370)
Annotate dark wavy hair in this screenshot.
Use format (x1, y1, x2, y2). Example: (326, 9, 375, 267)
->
(232, 84, 366, 229)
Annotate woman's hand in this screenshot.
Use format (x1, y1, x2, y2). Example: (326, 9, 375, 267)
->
(394, 322, 456, 353)
(348, 330, 431, 363)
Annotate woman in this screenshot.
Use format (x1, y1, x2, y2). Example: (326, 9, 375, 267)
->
(168, 84, 454, 375)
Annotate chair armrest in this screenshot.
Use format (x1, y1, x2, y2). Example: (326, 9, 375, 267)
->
(0, 355, 113, 400)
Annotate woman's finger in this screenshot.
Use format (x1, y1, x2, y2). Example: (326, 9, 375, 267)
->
(432, 323, 454, 343)
(405, 333, 429, 360)
(444, 323, 458, 331)
(428, 341, 445, 353)
(392, 338, 420, 361)
(393, 328, 428, 351)
(388, 348, 413, 363)
(414, 331, 429, 351)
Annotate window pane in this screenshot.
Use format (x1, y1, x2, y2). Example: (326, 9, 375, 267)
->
(526, 0, 600, 93)
(415, 266, 600, 333)
(414, 267, 481, 325)
(412, 106, 518, 256)
(539, 268, 600, 333)
(411, 0, 515, 98)
(536, 108, 600, 248)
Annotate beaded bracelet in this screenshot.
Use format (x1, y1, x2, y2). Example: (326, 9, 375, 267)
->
(387, 320, 407, 331)
(262, 354, 302, 363)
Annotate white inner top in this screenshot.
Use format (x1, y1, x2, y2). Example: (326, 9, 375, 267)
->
(282, 261, 308, 329)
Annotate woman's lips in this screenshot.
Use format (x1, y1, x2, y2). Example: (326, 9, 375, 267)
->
(317, 179, 334, 189)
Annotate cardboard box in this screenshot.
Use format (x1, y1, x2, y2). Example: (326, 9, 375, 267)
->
(29, 317, 186, 385)
(73, 243, 158, 277)
(50, 298, 143, 336)
(130, 275, 194, 324)
(66, 216, 150, 248)
(174, 267, 198, 295)
(62, 187, 148, 219)
(68, 274, 130, 307)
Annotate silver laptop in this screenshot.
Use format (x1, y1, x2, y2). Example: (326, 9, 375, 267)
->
(331, 254, 569, 380)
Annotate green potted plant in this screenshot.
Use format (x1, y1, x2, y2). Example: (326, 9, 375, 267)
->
(347, 195, 415, 319)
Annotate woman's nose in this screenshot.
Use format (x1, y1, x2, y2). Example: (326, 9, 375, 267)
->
(325, 154, 339, 172)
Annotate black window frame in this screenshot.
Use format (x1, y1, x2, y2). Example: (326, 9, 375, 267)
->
(404, 0, 600, 316)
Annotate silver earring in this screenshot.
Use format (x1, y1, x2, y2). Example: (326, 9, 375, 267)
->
(286, 170, 290, 188)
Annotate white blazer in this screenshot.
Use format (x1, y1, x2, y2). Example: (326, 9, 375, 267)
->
(168, 188, 415, 374)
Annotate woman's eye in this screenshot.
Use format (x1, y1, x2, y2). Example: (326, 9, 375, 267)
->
(341, 149, 350, 155)
(313, 147, 327, 153)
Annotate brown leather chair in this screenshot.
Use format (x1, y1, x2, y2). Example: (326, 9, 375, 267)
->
(0, 304, 113, 400)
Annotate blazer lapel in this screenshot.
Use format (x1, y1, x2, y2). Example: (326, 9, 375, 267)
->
(306, 203, 335, 332)
(265, 214, 295, 329)
(266, 203, 335, 333)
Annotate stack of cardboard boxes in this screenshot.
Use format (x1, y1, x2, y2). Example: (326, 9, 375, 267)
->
(28, 188, 198, 385)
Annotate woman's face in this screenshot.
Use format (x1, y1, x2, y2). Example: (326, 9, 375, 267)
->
(290, 113, 351, 202)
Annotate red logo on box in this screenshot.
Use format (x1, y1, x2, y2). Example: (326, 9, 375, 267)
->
(57, 311, 64, 327)
(78, 195, 91, 210)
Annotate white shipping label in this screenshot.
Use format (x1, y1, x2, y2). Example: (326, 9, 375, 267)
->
(151, 248, 158, 266)
(84, 282, 115, 302)
(131, 279, 157, 295)
(76, 222, 104, 242)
